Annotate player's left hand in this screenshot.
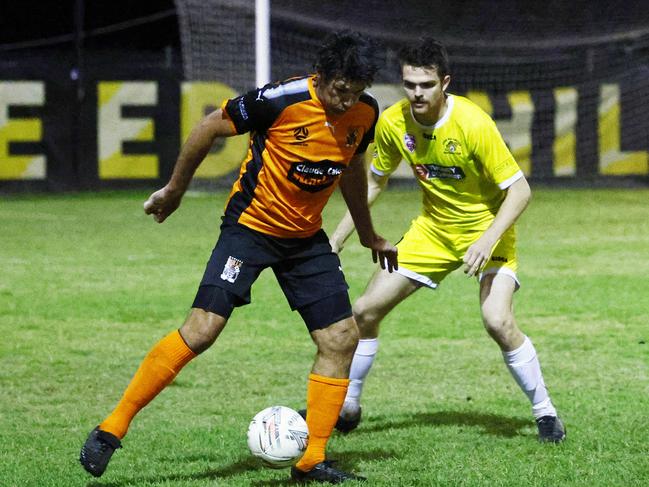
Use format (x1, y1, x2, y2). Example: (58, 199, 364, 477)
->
(368, 235, 398, 273)
(463, 237, 494, 277)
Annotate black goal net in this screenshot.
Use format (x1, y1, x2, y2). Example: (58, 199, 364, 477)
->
(175, 0, 649, 181)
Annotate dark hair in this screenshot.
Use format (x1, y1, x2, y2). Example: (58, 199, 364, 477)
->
(398, 37, 450, 79)
(314, 31, 380, 85)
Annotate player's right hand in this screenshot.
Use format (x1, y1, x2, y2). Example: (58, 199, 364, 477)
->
(143, 186, 183, 223)
(462, 236, 493, 277)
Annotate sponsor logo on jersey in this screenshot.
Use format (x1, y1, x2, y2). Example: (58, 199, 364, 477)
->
(404, 133, 416, 152)
(423, 133, 436, 140)
(220, 256, 243, 283)
(414, 163, 466, 180)
(491, 256, 508, 262)
(443, 138, 462, 154)
(237, 99, 249, 120)
(287, 160, 345, 193)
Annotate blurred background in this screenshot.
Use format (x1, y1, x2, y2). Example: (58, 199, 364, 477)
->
(1, 0, 648, 191)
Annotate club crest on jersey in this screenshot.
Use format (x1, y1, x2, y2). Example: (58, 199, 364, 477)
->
(404, 133, 416, 153)
(220, 256, 243, 283)
(443, 138, 462, 155)
(346, 126, 360, 147)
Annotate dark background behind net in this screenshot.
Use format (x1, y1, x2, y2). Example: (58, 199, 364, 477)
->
(1, 0, 648, 189)
(2, 0, 648, 87)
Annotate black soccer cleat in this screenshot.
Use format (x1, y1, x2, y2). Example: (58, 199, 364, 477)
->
(291, 460, 366, 484)
(79, 427, 122, 477)
(335, 408, 362, 433)
(297, 408, 362, 434)
(536, 415, 566, 443)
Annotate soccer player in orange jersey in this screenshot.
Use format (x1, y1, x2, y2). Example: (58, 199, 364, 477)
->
(80, 31, 397, 483)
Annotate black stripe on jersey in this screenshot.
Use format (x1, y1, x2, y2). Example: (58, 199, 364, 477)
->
(356, 93, 379, 154)
(225, 77, 312, 135)
(359, 92, 379, 112)
(224, 132, 267, 222)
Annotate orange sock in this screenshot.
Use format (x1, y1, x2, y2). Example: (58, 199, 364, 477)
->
(99, 330, 196, 439)
(295, 373, 349, 472)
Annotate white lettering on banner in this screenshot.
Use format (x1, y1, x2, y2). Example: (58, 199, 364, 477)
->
(598, 83, 648, 175)
(181, 82, 249, 178)
(98, 81, 158, 179)
(553, 87, 578, 176)
(0, 79, 647, 182)
(0, 82, 45, 180)
(495, 91, 534, 176)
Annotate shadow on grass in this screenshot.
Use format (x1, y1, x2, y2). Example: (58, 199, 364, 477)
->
(90, 448, 395, 486)
(85, 412, 526, 485)
(351, 410, 531, 438)
(86, 457, 262, 486)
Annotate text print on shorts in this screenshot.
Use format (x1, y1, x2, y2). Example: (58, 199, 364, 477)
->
(220, 256, 243, 283)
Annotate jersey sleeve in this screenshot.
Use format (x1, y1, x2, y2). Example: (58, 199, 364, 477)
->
(470, 115, 522, 188)
(370, 115, 402, 176)
(354, 94, 379, 155)
(222, 84, 281, 135)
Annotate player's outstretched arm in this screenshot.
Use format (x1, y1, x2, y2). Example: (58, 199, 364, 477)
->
(144, 109, 236, 223)
(331, 159, 389, 253)
(463, 175, 532, 276)
(338, 154, 397, 271)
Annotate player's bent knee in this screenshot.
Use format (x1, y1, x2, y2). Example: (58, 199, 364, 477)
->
(352, 297, 382, 331)
(481, 302, 508, 327)
(483, 314, 508, 333)
(180, 308, 228, 354)
(315, 318, 360, 357)
(482, 310, 516, 341)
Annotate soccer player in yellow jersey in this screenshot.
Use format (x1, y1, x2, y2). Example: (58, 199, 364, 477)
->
(329, 37, 565, 442)
(79, 31, 397, 483)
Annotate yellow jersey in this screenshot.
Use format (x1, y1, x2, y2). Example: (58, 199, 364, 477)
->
(371, 94, 522, 232)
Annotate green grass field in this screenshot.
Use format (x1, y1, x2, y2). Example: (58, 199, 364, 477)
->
(1, 187, 648, 486)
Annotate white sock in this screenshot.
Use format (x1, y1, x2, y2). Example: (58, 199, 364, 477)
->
(341, 338, 378, 418)
(503, 336, 557, 419)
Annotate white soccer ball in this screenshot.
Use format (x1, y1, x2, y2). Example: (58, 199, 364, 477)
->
(247, 406, 309, 468)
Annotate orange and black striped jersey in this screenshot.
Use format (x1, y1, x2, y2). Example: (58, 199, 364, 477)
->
(221, 75, 378, 238)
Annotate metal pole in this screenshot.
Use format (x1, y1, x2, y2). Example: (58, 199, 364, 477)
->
(73, 0, 85, 186)
(255, 0, 271, 87)
(73, 0, 85, 101)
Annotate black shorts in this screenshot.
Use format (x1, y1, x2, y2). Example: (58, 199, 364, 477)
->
(192, 220, 352, 331)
